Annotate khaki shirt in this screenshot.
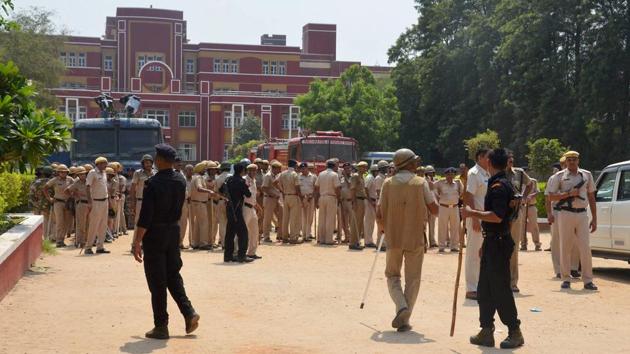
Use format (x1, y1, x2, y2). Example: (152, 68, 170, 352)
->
(350, 173, 367, 199)
(315, 169, 341, 197)
(262, 172, 282, 198)
(86, 169, 109, 199)
(245, 175, 257, 205)
(66, 179, 88, 201)
(506, 167, 531, 194)
(255, 171, 264, 191)
(132, 169, 154, 198)
(373, 173, 386, 201)
(379, 171, 435, 250)
(547, 168, 595, 209)
(339, 173, 353, 200)
(299, 173, 316, 196)
(117, 175, 128, 195)
(277, 168, 300, 195)
(190, 174, 209, 202)
(107, 177, 119, 199)
(528, 179, 539, 206)
(45, 176, 73, 201)
(435, 179, 463, 205)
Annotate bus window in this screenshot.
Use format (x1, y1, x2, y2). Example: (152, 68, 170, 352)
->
(301, 141, 329, 162)
(74, 129, 115, 158)
(330, 142, 355, 162)
(289, 144, 299, 160)
(118, 129, 161, 161)
(262, 146, 270, 159)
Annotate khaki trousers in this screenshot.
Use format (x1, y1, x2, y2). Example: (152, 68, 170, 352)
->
(354, 198, 366, 240)
(49, 207, 56, 241)
(523, 205, 541, 247)
(438, 205, 460, 248)
(207, 201, 218, 246)
(53, 201, 71, 243)
(558, 211, 594, 284)
(385, 248, 424, 315)
(179, 201, 189, 246)
(509, 207, 526, 287)
(86, 200, 108, 250)
(190, 201, 209, 248)
(263, 196, 283, 239)
(75, 202, 89, 245)
(215, 200, 227, 245)
(550, 211, 580, 274)
(244, 205, 259, 256)
(427, 213, 437, 246)
(465, 219, 483, 292)
(257, 194, 264, 236)
(301, 196, 315, 238)
(282, 195, 301, 240)
(364, 200, 376, 245)
(317, 196, 337, 244)
(119, 195, 127, 233)
(341, 200, 358, 244)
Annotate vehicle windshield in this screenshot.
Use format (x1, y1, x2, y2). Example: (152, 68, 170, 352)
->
(73, 129, 116, 158)
(118, 129, 161, 161)
(301, 141, 330, 162)
(329, 141, 356, 162)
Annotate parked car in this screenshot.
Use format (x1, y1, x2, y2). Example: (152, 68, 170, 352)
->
(592, 160, 630, 263)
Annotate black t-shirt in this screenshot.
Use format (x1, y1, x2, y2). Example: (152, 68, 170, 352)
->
(482, 171, 513, 233)
(137, 168, 186, 229)
(225, 175, 251, 211)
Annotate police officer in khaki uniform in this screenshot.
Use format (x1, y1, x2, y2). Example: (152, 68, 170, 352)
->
(131, 155, 155, 243)
(424, 165, 438, 247)
(505, 151, 533, 292)
(85, 157, 111, 254)
(179, 164, 194, 249)
(205, 161, 220, 247)
(44, 164, 74, 248)
(190, 162, 215, 250)
(314, 160, 341, 244)
(215, 162, 231, 247)
(378, 148, 438, 332)
(351, 161, 369, 243)
(244, 164, 262, 258)
(435, 167, 463, 252)
(547, 151, 598, 290)
(262, 161, 283, 242)
(522, 177, 542, 251)
(363, 164, 379, 247)
(274, 159, 302, 243)
(339, 162, 360, 248)
(114, 162, 128, 236)
(298, 162, 316, 241)
(65, 166, 89, 248)
(254, 158, 266, 238)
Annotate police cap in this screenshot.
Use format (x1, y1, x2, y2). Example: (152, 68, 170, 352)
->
(154, 144, 176, 162)
(105, 167, 115, 175)
(254, 158, 263, 164)
(563, 151, 580, 159)
(75, 166, 87, 175)
(56, 164, 70, 173)
(193, 162, 207, 174)
(444, 167, 457, 174)
(95, 156, 108, 165)
(247, 163, 258, 170)
(141, 154, 154, 163)
(377, 160, 389, 169)
(271, 161, 282, 168)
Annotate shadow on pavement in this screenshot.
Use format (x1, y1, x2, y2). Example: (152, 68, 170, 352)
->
(119, 336, 167, 354)
(370, 329, 435, 344)
(593, 267, 630, 284)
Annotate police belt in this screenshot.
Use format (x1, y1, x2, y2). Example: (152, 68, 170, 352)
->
(264, 194, 280, 199)
(76, 200, 89, 204)
(369, 197, 377, 202)
(244, 202, 254, 209)
(357, 196, 367, 200)
(439, 203, 458, 208)
(482, 230, 510, 240)
(554, 206, 587, 213)
(54, 198, 67, 203)
(191, 199, 207, 204)
(92, 198, 107, 202)
(213, 200, 219, 205)
(136, 198, 143, 201)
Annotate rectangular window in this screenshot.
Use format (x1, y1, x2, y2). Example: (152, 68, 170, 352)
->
(143, 109, 169, 127)
(137, 55, 146, 74)
(185, 58, 195, 74)
(59, 52, 66, 66)
(617, 171, 630, 201)
(223, 59, 230, 73)
(270, 61, 277, 75)
(596, 172, 617, 202)
(262, 61, 269, 75)
(104, 56, 113, 71)
(78, 53, 86, 67)
(59, 106, 87, 121)
(213, 58, 221, 72)
(223, 144, 230, 161)
(290, 111, 300, 129)
(178, 111, 196, 127)
(278, 61, 286, 75)
(230, 59, 238, 73)
(281, 113, 289, 130)
(68, 52, 76, 67)
(224, 110, 233, 128)
(178, 143, 196, 161)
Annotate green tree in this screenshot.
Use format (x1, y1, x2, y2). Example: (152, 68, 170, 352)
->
(0, 61, 72, 172)
(233, 113, 265, 146)
(526, 138, 567, 179)
(295, 65, 401, 153)
(0, 6, 66, 108)
(464, 130, 501, 161)
(0, 0, 17, 31)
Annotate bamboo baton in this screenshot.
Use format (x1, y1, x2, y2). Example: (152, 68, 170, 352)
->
(450, 211, 466, 336)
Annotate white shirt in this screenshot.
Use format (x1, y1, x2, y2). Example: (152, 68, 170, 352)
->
(466, 163, 490, 209)
(244, 175, 257, 205)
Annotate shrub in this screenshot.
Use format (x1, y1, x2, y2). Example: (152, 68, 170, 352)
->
(0, 172, 35, 213)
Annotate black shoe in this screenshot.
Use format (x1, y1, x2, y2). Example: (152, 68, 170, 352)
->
(349, 244, 363, 251)
(84, 248, 94, 255)
(561, 281, 571, 289)
(429, 244, 438, 248)
(584, 282, 598, 291)
(185, 313, 200, 334)
(571, 270, 581, 278)
(247, 255, 262, 259)
(438, 248, 445, 253)
(191, 246, 200, 250)
(450, 248, 459, 252)
(304, 238, 312, 243)
(56, 242, 66, 248)
(379, 246, 387, 252)
(365, 243, 377, 248)
(470, 327, 495, 347)
(96, 248, 110, 254)
(104, 239, 112, 243)
(198, 245, 213, 251)
(500, 328, 524, 349)
(145, 326, 169, 340)
(520, 245, 527, 251)
(555, 273, 561, 279)
(179, 245, 189, 250)
(223, 258, 234, 263)
(511, 285, 520, 293)
(263, 238, 273, 243)
(535, 245, 542, 251)
(397, 324, 413, 332)
(237, 257, 254, 263)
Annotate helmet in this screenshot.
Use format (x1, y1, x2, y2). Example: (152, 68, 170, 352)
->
(356, 161, 368, 168)
(377, 160, 389, 169)
(56, 164, 70, 173)
(105, 167, 115, 175)
(271, 161, 282, 168)
(193, 162, 207, 174)
(75, 166, 87, 175)
(247, 163, 258, 170)
(393, 149, 420, 169)
(370, 164, 378, 172)
(425, 165, 436, 173)
(69, 166, 77, 175)
(95, 156, 108, 165)
(262, 160, 269, 166)
(141, 154, 153, 163)
(83, 164, 93, 172)
(240, 158, 251, 165)
(254, 158, 263, 164)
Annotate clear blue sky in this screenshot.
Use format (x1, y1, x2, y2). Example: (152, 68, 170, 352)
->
(14, 0, 419, 66)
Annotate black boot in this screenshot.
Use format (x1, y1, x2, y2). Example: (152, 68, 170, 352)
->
(470, 326, 495, 347)
(500, 327, 524, 349)
(185, 313, 200, 334)
(145, 325, 169, 339)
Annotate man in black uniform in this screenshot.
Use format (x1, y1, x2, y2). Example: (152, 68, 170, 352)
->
(462, 148, 524, 349)
(132, 144, 200, 340)
(223, 162, 253, 263)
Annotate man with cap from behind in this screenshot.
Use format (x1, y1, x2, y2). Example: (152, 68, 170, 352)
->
(351, 161, 369, 244)
(298, 162, 316, 241)
(314, 159, 341, 244)
(85, 157, 111, 254)
(434, 167, 464, 252)
(65, 166, 90, 248)
(378, 148, 438, 332)
(132, 144, 200, 339)
(547, 151, 598, 290)
(424, 165, 438, 248)
(262, 160, 284, 242)
(44, 164, 74, 248)
(274, 159, 303, 243)
(131, 154, 155, 246)
(189, 161, 213, 250)
(244, 164, 262, 258)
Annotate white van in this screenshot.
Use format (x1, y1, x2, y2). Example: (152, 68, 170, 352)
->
(361, 151, 394, 167)
(592, 160, 630, 263)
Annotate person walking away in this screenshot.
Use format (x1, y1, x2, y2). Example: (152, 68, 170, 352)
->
(435, 167, 463, 252)
(262, 161, 283, 242)
(132, 144, 200, 340)
(378, 148, 438, 332)
(85, 157, 111, 254)
(340, 163, 360, 249)
(463, 148, 524, 349)
(244, 164, 262, 259)
(274, 159, 303, 243)
(314, 160, 341, 245)
(463, 148, 490, 300)
(189, 162, 213, 250)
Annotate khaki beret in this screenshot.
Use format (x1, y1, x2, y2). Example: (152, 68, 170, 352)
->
(193, 162, 207, 174)
(105, 167, 115, 175)
(56, 164, 70, 172)
(95, 156, 108, 165)
(559, 156, 567, 163)
(563, 151, 579, 159)
(247, 163, 258, 170)
(356, 161, 368, 168)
